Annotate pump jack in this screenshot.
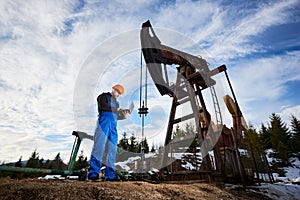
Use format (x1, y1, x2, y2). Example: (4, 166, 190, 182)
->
(140, 20, 272, 184)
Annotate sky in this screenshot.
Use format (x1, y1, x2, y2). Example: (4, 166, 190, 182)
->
(0, 0, 300, 163)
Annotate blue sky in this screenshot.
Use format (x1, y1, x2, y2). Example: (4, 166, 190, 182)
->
(0, 0, 300, 163)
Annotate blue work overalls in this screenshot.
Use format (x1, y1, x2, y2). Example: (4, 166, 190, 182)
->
(88, 94, 119, 180)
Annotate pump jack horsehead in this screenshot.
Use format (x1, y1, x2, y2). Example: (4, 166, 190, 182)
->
(140, 20, 250, 183)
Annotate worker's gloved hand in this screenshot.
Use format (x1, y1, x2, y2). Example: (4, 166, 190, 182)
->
(117, 108, 131, 120)
(122, 109, 131, 118)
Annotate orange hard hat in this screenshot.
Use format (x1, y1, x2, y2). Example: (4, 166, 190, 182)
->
(112, 84, 125, 95)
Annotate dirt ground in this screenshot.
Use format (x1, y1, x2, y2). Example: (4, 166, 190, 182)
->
(0, 178, 271, 200)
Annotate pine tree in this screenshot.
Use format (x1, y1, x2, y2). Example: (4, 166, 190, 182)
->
(244, 125, 262, 152)
(11, 156, 24, 179)
(144, 138, 149, 153)
(118, 132, 129, 151)
(241, 125, 271, 177)
(44, 159, 51, 169)
(172, 122, 200, 170)
(138, 138, 149, 153)
(158, 145, 164, 154)
(150, 143, 156, 153)
(38, 158, 44, 168)
(128, 134, 138, 153)
(269, 113, 291, 164)
(73, 151, 89, 170)
(173, 124, 185, 138)
(172, 123, 196, 153)
(290, 115, 300, 152)
(259, 123, 271, 150)
(49, 153, 66, 170)
(184, 122, 197, 150)
(184, 122, 195, 135)
(15, 156, 23, 168)
(25, 149, 40, 168)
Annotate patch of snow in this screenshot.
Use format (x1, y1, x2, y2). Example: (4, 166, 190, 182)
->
(116, 156, 141, 171)
(272, 156, 300, 183)
(38, 175, 65, 180)
(169, 152, 201, 160)
(145, 153, 156, 159)
(293, 177, 300, 184)
(148, 168, 159, 175)
(226, 183, 300, 200)
(182, 162, 196, 170)
(66, 176, 78, 180)
(239, 148, 248, 156)
(151, 168, 159, 173)
(262, 183, 300, 200)
(169, 153, 183, 160)
(288, 158, 300, 179)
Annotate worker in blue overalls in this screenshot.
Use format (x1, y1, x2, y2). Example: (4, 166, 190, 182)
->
(88, 84, 130, 181)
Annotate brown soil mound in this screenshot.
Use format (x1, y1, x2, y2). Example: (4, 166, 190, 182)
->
(0, 178, 270, 200)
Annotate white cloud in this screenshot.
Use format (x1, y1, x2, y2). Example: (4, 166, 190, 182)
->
(227, 51, 300, 127)
(280, 105, 300, 126)
(230, 51, 300, 101)
(206, 0, 299, 61)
